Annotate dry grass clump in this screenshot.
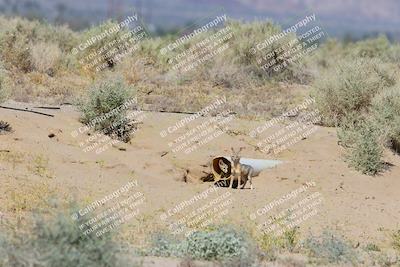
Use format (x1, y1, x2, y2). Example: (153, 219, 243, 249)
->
(78, 20, 133, 73)
(303, 231, 357, 265)
(0, 16, 85, 103)
(312, 58, 396, 127)
(30, 42, 62, 75)
(0, 16, 78, 73)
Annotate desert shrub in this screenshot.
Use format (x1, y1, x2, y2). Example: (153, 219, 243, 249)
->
(256, 228, 300, 261)
(147, 233, 186, 258)
(78, 21, 131, 72)
(387, 44, 400, 64)
(137, 36, 175, 68)
(371, 87, 400, 152)
(375, 249, 400, 267)
(393, 230, 400, 252)
(78, 78, 136, 142)
(0, 62, 10, 102)
(219, 20, 307, 84)
(348, 35, 391, 59)
(0, 120, 12, 134)
(158, 19, 308, 86)
(303, 231, 356, 264)
(185, 227, 255, 262)
(0, 17, 78, 73)
(315, 36, 396, 68)
(31, 214, 119, 267)
(0, 212, 124, 267)
(0, 21, 34, 72)
(0, 233, 18, 267)
(337, 112, 366, 147)
(147, 227, 257, 265)
(339, 115, 384, 175)
(30, 42, 62, 75)
(224, 20, 282, 67)
(347, 122, 384, 175)
(312, 58, 396, 126)
(310, 39, 345, 70)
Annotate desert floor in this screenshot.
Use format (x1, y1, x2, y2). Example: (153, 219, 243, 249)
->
(1, 101, 400, 250)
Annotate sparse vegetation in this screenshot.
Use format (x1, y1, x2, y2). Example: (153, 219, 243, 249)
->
(30, 154, 53, 178)
(1, 13, 400, 266)
(372, 86, 400, 153)
(6, 180, 54, 213)
(79, 20, 130, 72)
(0, 211, 126, 267)
(303, 231, 356, 264)
(393, 230, 400, 252)
(312, 58, 396, 127)
(30, 42, 62, 75)
(340, 118, 385, 175)
(78, 78, 137, 142)
(255, 228, 299, 261)
(147, 226, 257, 265)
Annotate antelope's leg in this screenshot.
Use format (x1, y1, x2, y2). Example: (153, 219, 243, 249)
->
(249, 170, 254, 190)
(241, 176, 247, 189)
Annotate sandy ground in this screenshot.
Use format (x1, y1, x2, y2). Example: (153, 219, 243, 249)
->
(1, 101, 400, 250)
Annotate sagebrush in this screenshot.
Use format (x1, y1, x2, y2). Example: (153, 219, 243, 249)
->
(78, 78, 137, 142)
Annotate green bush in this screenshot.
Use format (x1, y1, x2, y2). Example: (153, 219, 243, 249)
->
(338, 113, 385, 175)
(371, 87, 400, 152)
(78, 78, 136, 142)
(304, 231, 356, 264)
(337, 87, 400, 175)
(147, 227, 257, 265)
(347, 121, 384, 175)
(312, 58, 396, 126)
(147, 233, 186, 258)
(185, 227, 255, 262)
(0, 212, 124, 267)
(0, 17, 78, 73)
